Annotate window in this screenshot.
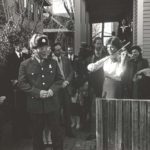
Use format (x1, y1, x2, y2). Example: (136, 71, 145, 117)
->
(92, 22, 117, 46)
(103, 23, 112, 46)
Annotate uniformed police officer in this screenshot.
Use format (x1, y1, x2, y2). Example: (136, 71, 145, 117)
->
(18, 34, 64, 150)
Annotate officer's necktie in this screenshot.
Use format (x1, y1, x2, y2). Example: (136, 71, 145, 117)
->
(57, 57, 65, 79)
(19, 52, 21, 58)
(40, 59, 44, 66)
(57, 57, 60, 63)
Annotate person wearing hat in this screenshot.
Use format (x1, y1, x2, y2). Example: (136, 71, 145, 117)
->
(52, 42, 74, 137)
(18, 34, 64, 150)
(123, 45, 149, 98)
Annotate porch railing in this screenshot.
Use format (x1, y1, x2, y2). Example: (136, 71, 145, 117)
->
(96, 98, 150, 150)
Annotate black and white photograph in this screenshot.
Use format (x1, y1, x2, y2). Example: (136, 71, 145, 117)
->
(0, 0, 149, 150)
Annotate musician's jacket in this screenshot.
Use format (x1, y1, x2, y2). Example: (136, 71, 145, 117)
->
(18, 56, 63, 113)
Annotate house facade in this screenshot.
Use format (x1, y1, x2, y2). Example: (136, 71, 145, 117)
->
(1, 0, 150, 61)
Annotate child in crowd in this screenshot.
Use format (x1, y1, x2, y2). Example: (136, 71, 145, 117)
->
(70, 82, 89, 130)
(70, 89, 81, 129)
(43, 128, 52, 146)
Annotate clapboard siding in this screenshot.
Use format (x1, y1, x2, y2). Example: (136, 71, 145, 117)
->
(144, 7, 150, 11)
(143, 34, 150, 38)
(144, 28, 150, 31)
(143, 22, 150, 26)
(144, 0, 150, 2)
(143, 0, 150, 63)
(144, 13, 150, 17)
(144, 3, 150, 6)
(144, 26, 150, 30)
(143, 18, 150, 21)
(143, 46, 150, 49)
(143, 41, 150, 45)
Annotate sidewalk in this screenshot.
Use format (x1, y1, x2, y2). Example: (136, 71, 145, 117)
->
(0, 123, 96, 150)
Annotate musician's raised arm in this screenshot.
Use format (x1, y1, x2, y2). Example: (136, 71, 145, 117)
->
(87, 56, 109, 72)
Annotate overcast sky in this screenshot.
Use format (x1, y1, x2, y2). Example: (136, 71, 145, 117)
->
(52, 0, 73, 14)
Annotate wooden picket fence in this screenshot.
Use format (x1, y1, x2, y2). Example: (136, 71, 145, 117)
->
(96, 98, 150, 150)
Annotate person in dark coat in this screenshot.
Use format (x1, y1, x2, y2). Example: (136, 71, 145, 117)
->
(66, 46, 79, 93)
(6, 38, 30, 139)
(18, 34, 64, 150)
(67, 47, 78, 69)
(87, 37, 107, 98)
(132, 68, 150, 99)
(85, 37, 107, 139)
(7, 41, 30, 85)
(123, 45, 149, 98)
(0, 63, 12, 143)
(52, 43, 74, 137)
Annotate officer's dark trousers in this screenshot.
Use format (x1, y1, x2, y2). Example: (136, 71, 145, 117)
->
(0, 102, 10, 142)
(12, 89, 30, 139)
(30, 112, 63, 150)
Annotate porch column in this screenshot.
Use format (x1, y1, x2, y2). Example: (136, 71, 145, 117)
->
(74, 0, 81, 55)
(74, 0, 91, 55)
(137, 0, 143, 47)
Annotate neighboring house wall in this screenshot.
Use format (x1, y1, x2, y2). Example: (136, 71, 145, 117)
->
(133, 0, 150, 64)
(3, 0, 43, 33)
(137, 0, 143, 47)
(143, 0, 150, 64)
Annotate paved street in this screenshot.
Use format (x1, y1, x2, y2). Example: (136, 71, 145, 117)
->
(0, 123, 96, 150)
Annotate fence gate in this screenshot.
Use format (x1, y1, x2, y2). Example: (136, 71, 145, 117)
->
(96, 98, 150, 150)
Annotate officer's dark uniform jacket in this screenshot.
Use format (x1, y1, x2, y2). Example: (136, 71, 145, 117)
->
(18, 57, 63, 113)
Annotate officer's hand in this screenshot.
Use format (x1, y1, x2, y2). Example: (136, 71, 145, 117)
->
(40, 90, 49, 98)
(47, 89, 54, 97)
(11, 80, 18, 87)
(0, 96, 6, 104)
(62, 80, 69, 88)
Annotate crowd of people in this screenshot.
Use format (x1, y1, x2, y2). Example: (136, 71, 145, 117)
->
(0, 21, 150, 150)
